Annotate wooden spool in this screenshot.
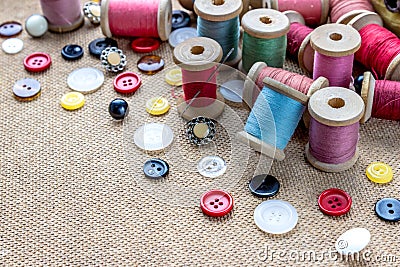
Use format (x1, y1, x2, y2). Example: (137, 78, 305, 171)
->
(359, 71, 375, 123)
(178, 0, 195, 11)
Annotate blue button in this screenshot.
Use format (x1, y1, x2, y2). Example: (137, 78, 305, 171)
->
(143, 159, 169, 179)
(375, 198, 400, 222)
(88, 37, 118, 58)
(249, 174, 280, 198)
(61, 44, 83, 60)
(171, 10, 191, 31)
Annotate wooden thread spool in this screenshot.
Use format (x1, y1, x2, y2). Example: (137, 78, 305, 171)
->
(370, 0, 400, 37)
(359, 71, 376, 123)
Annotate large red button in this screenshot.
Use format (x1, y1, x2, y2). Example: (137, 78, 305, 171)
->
(113, 72, 141, 94)
(24, 52, 52, 72)
(131, 37, 160, 53)
(200, 189, 233, 217)
(318, 188, 352, 216)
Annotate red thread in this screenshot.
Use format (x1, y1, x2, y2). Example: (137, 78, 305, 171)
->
(330, 0, 373, 23)
(274, 0, 322, 26)
(40, 0, 82, 27)
(287, 22, 313, 58)
(372, 80, 400, 120)
(181, 67, 217, 107)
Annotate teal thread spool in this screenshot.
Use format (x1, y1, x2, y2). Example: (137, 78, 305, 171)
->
(241, 9, 290, 73)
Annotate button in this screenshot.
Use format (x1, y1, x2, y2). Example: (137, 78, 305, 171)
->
(143, 159, 169, 179)
(254, 200, 298, 234)
(134, 123, 174, 151)
(2, 38, 23, 54)
(67, 67, 104, 94)
(197, 156, 226, 178)
(318, 188, 352, 216)
(101, 47, 127, 72)
(146, 97, 170, 115)
(25, 14, 48, 37)
(13, 78, 41, 101)
(354, 74, 363, 95)
(0, 21, 22, 37)
(366, 162, 393, 184)
(165, 68, 182, 86)
(113, 72, 142, 94)
(171, 10, 191, 31)
(375, 198, 400, 222)
(200, 189, 233, 217)
(83, 1, 101, 24)
(137, 55, 164, 75)
(249, 174, 280, 198)
(61, 44, 84, 60)
(23, 52, 52, 72)
(109, 98, 129, 120)
(131, 37, 160, 53)
(220, 80, 244, 103)
(186, 116, 216, 145)
(168, 27, 197, 48)
(60, 92, 85, 110)
(88, 37, 118, 58)
(335, 228, 370, 255)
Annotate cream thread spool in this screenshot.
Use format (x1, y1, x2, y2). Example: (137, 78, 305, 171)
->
(358, 71, 375, 123)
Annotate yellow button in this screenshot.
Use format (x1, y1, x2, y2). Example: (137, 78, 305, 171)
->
(165, 68, 182, 86)
(146, 97, 170, 115)
(366, 162, 393, 184)
(61, 92, 85, 110)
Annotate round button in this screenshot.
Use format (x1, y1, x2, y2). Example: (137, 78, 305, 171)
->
(366, 162, 393, 184)
(318, 188, 352, 216)
(25, 14, 48, 37)
(109, 98, 129, 120)
(143, 159, 169, 179)
(354, 74, 363, 95)
(2, 38, 23, 54)
(186, 116, 216, 145)
(134, 123, 174, 151)
(88, 37, 118, 58)
(0, 21, 22, 37)
(335, 228, 370, 255)
(131, 37, 160, 53)
(220, 80, 244, 103)
(200, 189, 233, 217)
(101, 47, 127, 72)
(249, 174, 280, 198)
(168, 27, 197, 48)
(67, 67, 104, 94)
(165, 68, 182, 86)
(61, 44, 84, 60)
(83, 1, 101, 24)
(13, 78, 41, 101)
(24, 52, 52, 72)
(137, 55, 165, 75)
(145, 97, 170, 115)
(113, 72, 141, 94)
(60, 92, 85, 110)
(171, 10, 191, 31)
(197, 156, 227, 178)
(375, 198, 400, 222)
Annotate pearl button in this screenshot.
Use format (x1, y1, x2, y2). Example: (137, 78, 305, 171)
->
(25, 14, 48, 37)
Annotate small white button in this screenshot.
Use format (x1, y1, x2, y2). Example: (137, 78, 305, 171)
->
(67, 67, 104, 94)
(169, 27, 198, 48)
(134, 123, 174, 151)
(25, 14, 48, 37)
(2, 38, 23, 54)
(220, 80, 244, 103)
(335, 228, 370, 255)
(197, 156, 226, 178)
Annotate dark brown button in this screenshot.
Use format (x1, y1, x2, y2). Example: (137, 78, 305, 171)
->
(0, 21, 22, 37)
(137, 55, 165, 75)
(13, 78, 41, 101)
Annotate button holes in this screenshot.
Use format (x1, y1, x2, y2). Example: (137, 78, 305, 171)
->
(39, 60, 43, 62)
(4, 26, 7, 29)
(128, 79, 132, 82)
(334, 198, 339, 202)
(337, 203, 342, 206)
(214, 205, 218, 209)
(27, 87, 31, 90)
(389, 210, 394, 214)
(331, 205, 336, 208)
(156, 167, 161, 171)
(10, 25, 13, 28)
(128, 83, 133, 86)
(219, 202, 223, 205)
(210, 201, 214, 205)
(22, 84, 26, 88)
(328, 200, 333, 204)
(32, 62, 36, 65)
(34, 59, 38, 62)
(387, 203, 393, 207)
(151, 164, 155, 167)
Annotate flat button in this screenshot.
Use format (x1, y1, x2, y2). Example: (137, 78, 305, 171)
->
(13, 78, 41, 101)
(366, 162, 393, 184)
(25, 14, 48, 37)
(143, 159, 169, 179)
(165, 68, 182, 86)
(131, 37, 160, 53)
(60, 92, 85, 110)
(67, 67, 104, 94)
(137, 55, 164, 75)
(0, 21, 22, 37)
(375, 198, 400, 222)
(24, 52, 52, 72)
(254, 200, 298, 234)
(134, 123, 174, 151)
(249, 174, 280, 198)
(2, 38, 23, 54)
(318, 188, 352, 216)
(101, 47, 127, 72)
(61, 44, 84, 60)
(168, 27, 197, 48)
(186, 116, 216, 145)
(171, 10, 191, 31)
(200, 189, 233, 217)
(83, 1, 101, 24)
(113, 72, 141, 94)
(146, 97, 170, 115)
(220, 80, 244, 103)
(109, 98, 129, 120)
(88, 37, 118, 58)
(335, 228, 370, 255)
(197, 156, 226, 178)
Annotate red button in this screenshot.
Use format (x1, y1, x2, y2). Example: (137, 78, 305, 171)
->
(200, 189, 233, 217)
(113, 72, 142, 94)
(318, 188, 352, 216)
(24, 52, 52, 72)
(131, 37, 160, 53)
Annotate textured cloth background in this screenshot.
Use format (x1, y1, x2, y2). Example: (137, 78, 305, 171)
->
(1, 1, 399, 266)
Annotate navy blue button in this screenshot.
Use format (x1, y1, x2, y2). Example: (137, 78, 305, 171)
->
(61, 44, 84, 60)
(109, 98, 129, 120)
(249, 174, 280, 198)
(354, 75, 363, 95)
(143, 159, 169, 179)
(171, 10, 191, 31)
(88, 37, 118, 58)
(375, 198, 400, 222)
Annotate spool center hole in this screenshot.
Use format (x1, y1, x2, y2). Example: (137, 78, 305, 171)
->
(328, 98, 345, 109)
(191, 46, 204, 55)
(329, 33, 342, 41)
(212, 0, 225, 5)
(259, 16, 272, 24)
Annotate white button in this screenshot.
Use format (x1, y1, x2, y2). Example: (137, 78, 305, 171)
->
(2, 38, 23, 54)
(169, 27, 198, 48)
(335, 228, 370, 255)
(197, 156, 226, 178)
(134, 123, 174, 151)
(254, 200, 298, 234)
(25, 14, 48, 37)
(220, 80, 244, 103)
(67, 67, 104, 94)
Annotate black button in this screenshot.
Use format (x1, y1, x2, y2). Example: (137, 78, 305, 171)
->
(249, 174, 280, 198)
(171, 10, 191, 31)
(143, 159, 169, 179)
(61, 44, 84, 60)
(375, 198, 400, 222)
(354, 75, 363, 95)
(0, 21, 22, 37)
(109, 98, 129, 120)
(88, 37, 118, 58)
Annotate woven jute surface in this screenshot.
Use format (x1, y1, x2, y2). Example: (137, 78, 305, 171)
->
(1, 1, 399, 266)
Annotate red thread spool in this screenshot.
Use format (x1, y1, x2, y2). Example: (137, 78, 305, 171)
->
(330, 0, 374, 24)
(39, 0, 84, 32)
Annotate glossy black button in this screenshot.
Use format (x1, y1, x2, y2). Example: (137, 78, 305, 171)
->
(249, 174, 280, 198)
(354, 75, 363, 95)
(61, 44, 84, 60)
(143, 159, 169, 179)
(171, 10, 191, 31)
(88, 37, 118, 58)
(375, 198, 400, 222)
(0, 21, 22, 37)
(109, 98, 129, 120)
(137, 55, 165, 75)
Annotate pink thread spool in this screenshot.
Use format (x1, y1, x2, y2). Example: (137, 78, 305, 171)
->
(311, 24, 361, 88)
(101, 0, 172, 41)
(306, 87, 365, 172)
(330, 0, 374, 24)
(39, 0, 84, 32)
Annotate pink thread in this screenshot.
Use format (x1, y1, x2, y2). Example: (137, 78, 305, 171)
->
(330, 0, 374, 23)
(40, 0, 82, 27)
(275, 0, 322, 26)
(287, 22, 313, 58)
(182, 67, 217, 107)
(372, 80, 400, 120)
